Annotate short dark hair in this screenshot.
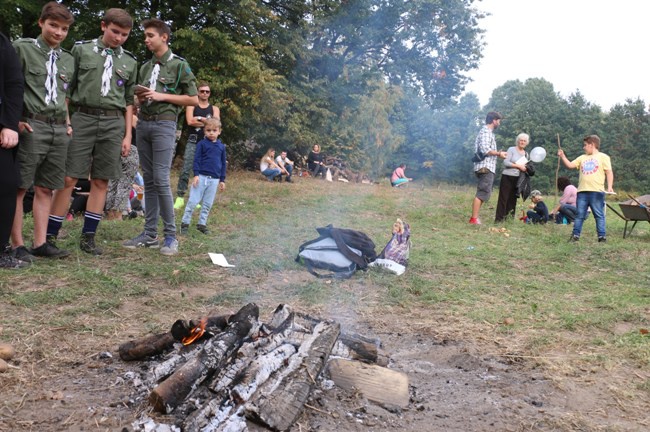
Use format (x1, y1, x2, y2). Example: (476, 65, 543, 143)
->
(141, 18, 171, 40)
(40, 1, 74, 25)
(103, 8, 133, 29)
(197, 81, 210, 89)
(485, 111, 502, 125)
(557, 176, 572, 192)
(583, 134, 600, 149)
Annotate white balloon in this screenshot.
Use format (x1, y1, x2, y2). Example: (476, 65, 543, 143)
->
(530, 147, 547, 163)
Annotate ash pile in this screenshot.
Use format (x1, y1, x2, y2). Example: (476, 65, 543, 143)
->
(119, 303, 408, 432)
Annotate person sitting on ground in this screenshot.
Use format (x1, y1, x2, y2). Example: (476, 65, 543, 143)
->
(549, 176, 578, 224)
(526, 190, 549, 224)
(390, 163, 413, 187)
(180, 118, 226, 235)
(275, 150, 294, 182)
(260, 148, 282, 182)
(307, 144, 326, 178)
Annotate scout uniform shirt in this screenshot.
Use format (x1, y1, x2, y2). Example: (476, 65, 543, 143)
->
(69, 38, 137, 110)
(13, 35, 74, 119)
(139, 48, 197, 117)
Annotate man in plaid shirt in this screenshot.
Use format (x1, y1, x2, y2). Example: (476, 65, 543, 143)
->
(470, 111, 507, 225)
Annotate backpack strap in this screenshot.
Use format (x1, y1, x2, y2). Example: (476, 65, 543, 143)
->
(329, 227, 368, 269)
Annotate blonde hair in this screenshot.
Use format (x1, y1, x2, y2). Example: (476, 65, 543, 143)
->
(260, 148, 275, 165)
(203, 118, 221, 129)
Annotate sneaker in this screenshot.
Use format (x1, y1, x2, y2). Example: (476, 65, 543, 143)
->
(12, 245, 36, 263)
(180, 223, 189, 235)
(569, 235, 580, 242)
(174, 197, 185, 210)
(122, 232, 159, 249)
(0, 252, 29, 269)
(196, 203, 201, 209)
(598, 236, 607, 243)
(31, 241, 70, 258)
(46, 234, 58, 247)
(66, 212, 74, 221)
(160, 237, 179, 256)
(286, 177, 292, 183)
(196, 224, 210, 235)
(80, 233, 103, 255)
(469, 217, 482, 225)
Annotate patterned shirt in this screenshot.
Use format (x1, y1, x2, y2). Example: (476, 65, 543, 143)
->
(473, 125, 498, 173)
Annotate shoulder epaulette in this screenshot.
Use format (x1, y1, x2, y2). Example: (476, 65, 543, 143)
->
(74, 40, 93, 45)
(123, 49, 137, 61)
(13, 38, 37, 45)
(172, 53, 187, 62)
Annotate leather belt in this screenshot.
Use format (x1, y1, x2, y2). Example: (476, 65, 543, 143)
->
(22, 112, 66, 125)
(138, 113, 177, 122)
(77, 106, 123, 117)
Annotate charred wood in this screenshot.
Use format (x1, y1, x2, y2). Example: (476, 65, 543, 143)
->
(149, 303, 259, 413)
(118, 332, 176, 361)
(245, 320, 340, 431)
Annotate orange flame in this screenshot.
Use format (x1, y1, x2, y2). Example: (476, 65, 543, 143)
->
(181, 317, 207, 346)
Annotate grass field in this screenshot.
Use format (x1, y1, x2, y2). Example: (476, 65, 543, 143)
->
(0, 170, 648, 430)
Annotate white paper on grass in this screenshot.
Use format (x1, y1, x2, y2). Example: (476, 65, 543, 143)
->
(369, 258, 406, 276)
(209, 253, 235, 267)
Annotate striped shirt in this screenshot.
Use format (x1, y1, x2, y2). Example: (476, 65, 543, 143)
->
(473, 125, 498, 173)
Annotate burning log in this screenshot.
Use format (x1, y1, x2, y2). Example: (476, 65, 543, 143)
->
(244, 320, 340, 431)
(118, 314, 229, 361)
(118, 332, 176, 361)
(149, 303, 259, 413)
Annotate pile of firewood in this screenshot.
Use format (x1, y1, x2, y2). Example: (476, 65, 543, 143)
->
(119, 303, 400, 432)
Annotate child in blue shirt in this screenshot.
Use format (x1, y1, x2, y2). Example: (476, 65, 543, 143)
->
(180, 118, 226, 235)
(526, 190, 549, 224)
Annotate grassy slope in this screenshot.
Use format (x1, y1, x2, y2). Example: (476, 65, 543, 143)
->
(1, 171, 648, 399)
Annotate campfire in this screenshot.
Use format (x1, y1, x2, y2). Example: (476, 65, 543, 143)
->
(119, 303, 405, 431)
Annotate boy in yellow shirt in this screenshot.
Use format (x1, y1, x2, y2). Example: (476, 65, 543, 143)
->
(558, 134, 614, 242)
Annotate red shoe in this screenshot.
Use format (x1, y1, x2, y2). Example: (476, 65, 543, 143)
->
(469, 217, 481, 225)
(66, 213, 74, 221)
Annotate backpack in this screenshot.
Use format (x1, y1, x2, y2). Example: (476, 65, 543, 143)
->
(296, 225, 377, 279)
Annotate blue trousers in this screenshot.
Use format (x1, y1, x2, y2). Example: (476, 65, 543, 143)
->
(573, 191, 606, 238)
(182, 175, 219, 226)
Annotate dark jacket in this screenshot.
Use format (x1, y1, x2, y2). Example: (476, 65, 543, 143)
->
(0, 32, 24, 133)
(193, 138, 227, 183)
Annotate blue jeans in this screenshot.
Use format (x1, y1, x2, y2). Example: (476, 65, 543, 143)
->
(136, 120, 177, 239)
(555, 204, 578, 224)
(181, 175, 219, 226)
(262, 168, 281, 181)
(280, 163, 293, 180)
(573, 191, 606, 238)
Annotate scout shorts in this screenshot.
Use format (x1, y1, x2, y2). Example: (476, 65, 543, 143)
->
(17, 120, 70, 190)
(66, 112, 125, 180)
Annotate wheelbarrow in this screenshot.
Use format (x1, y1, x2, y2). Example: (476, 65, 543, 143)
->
(606, 194, 650, 238)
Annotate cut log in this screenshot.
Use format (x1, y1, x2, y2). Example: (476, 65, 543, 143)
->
(118, 332, 176, 361)
(327, 358, 409, 408)
(245, 320, 340, 431)
(149, 303, 259, 413)
(119, 314, 229, 361)
(286, 328, 388, 365)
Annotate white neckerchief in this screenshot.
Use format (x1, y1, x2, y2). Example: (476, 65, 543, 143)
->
(101, 48, 114, 96)
(149, 62, 160, 89)
(44, 49, 59, 105)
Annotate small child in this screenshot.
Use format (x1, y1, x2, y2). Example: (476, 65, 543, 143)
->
(180, 118, 226, 235)
(526, 190, 549, 224)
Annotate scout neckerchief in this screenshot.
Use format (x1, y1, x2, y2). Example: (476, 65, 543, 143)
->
(92, 39, 123, 97)
(44, 48, 59, 105)
(148, 50, 183, 93)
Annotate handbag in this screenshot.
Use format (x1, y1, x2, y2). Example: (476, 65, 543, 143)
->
(471, 150, 486, 163)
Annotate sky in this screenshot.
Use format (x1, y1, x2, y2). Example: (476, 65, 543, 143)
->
(463, 0, 650, 110)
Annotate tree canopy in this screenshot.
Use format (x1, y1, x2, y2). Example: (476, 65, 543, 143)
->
(2, 1, 648, 192)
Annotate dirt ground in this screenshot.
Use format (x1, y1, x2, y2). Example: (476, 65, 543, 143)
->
(1, 272, 648, 432)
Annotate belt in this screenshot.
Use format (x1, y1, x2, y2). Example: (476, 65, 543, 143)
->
(138, 113, 177, 122)
(77, 106, 123, 117)
(22, 112, 67, 125)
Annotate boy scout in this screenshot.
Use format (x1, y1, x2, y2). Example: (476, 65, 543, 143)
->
(49, 8, 137, 255)
(11, 2, 75, 260)
(122, 18, 197, 256)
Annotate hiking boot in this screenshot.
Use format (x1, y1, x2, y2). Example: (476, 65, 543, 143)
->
(180, 223, 189, 235)
(469, 217, 482, 225)
(12, 245, 36, 263)
(80, 233, 103, 255)
(174, 196, 185, 210)
(286, 177, 292, 183)
(0, 251, 30, 269)
(122, 232, 159, 249)
(598, 236, 607, 243)
(160, 237, 179, 256)
(569, 235, 580, 242)
(196, 224, 210, 235)
(31, 241, 70, 259)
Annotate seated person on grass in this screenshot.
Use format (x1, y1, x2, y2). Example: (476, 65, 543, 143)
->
(260, 148, 282, 182)
(391, 163, 413, 187)
(526, 190, 549, 224)
(275, 150, 294, 182)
